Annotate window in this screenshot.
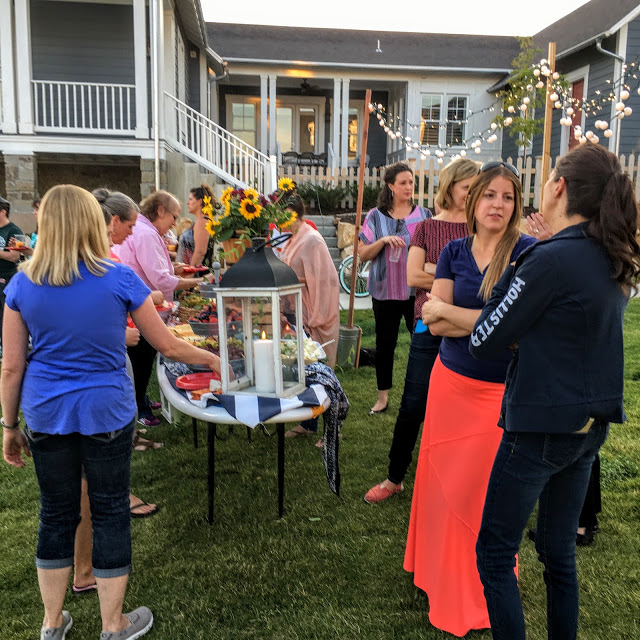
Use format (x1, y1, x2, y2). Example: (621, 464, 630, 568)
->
(420, 94, 467, 147)
(445, 96, 467, 146)
(420, 95, 440, 146)
(231, 103, 256, 147)
(347, 107, 358, 159)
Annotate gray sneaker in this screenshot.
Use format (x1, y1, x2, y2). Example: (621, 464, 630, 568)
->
(41, 610, 73, 640)
(99, 607, 153, 640)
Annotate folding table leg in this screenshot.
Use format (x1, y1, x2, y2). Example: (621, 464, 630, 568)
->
(208, 422, 217, 525)
(277, 423, 285, 518)
(192, 417, 198, 449)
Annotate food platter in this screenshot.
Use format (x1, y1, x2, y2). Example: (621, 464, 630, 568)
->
(176, 371, 221, 391)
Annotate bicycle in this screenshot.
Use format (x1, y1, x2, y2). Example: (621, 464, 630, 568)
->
(338, 255, 371, 297)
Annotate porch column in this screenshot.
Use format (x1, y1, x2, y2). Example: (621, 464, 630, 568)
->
(260, 74, 268, 155)
(340, 78, 350, 169)
(14, 0, 33, 134)
(133, 0, 149, 138)
(0, 0, 16, 133)
(199, 49, 208, 117)
(268, 74, 277, 156)
(404, 80, 418, 158)
(332, 79, 341, 170)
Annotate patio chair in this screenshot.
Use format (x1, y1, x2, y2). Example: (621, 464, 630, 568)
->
(282, 151, 300, 166)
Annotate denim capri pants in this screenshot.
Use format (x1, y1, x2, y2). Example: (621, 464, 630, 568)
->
(25, 419, 135, 578)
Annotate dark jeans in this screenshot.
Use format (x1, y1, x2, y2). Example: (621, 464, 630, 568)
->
(26, 420, 135, 578)
(578, 455, 601, 530)
(127, 335, 157, 418)
(387, 329, 441, 484)
(371, 297, 414, 391)
(476, 423, 609, 640)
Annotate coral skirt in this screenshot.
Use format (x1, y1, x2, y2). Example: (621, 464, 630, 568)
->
(404, 356, 513, 637)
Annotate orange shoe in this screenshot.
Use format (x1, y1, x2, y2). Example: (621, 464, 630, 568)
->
(364, 481, 403, 504)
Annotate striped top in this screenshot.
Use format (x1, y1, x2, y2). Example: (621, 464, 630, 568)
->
(359, 205, 431, 300)
(410, 218, 469, 321)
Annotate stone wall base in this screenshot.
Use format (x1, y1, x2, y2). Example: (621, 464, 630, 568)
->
(140, 158, 167, 198)
(4, 154, 36, 233)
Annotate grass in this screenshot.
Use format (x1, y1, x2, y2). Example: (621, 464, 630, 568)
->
(1, 305, 640, 639)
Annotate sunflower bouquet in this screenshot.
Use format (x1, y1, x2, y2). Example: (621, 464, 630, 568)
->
(203, 177, 298, 244)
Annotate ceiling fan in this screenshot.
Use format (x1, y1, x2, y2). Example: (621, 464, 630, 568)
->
(300, 78, 320, 94)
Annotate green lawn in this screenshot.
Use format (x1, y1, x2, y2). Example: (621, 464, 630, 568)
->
(1, 305, 639, 639)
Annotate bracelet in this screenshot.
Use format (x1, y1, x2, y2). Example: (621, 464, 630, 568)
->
(1, 417, 20, 430)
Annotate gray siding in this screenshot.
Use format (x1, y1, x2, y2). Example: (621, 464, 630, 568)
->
(188, 47, 201, 111)
(31, 1, 136, 130)
(31, 1, 135, 84)
(620, 16, 640, 155)
(500, 127, 520, 161)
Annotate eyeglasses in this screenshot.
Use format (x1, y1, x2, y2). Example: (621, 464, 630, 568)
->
(480, 161, 520, 178)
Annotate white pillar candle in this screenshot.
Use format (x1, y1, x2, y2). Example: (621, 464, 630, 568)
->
(254, 333, 276, 393)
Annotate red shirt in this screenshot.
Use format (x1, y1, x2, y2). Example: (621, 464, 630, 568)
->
(410, 218, 468, 321)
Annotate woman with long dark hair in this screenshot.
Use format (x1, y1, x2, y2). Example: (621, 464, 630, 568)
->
(471, 143, 640, 640)
(358, 163, 430, 414)
(177, 184, 215, 266)
(404, 162, 535, 636)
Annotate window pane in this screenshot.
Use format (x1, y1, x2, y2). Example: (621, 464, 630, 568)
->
(277, 107, 293, 152)
(445, 96, 467, 146)
(299, 107, 316, 153)
(420, 95, 441, 146)
(231, 102, 256, 147)
(348, 107, 358, 158)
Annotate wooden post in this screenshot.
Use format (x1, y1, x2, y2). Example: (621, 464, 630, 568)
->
(539, 42, 556, 211)
(347, 89, 371, 329)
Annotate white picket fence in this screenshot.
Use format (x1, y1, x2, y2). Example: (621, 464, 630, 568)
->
(280, 154, 640, 209)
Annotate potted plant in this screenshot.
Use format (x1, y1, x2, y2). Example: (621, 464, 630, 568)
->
(205, 178, 298, 263)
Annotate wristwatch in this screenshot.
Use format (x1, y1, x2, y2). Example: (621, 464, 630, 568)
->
(1, 417, 20, 430)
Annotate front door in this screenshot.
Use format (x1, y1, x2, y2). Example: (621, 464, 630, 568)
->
(276, 104, 319, 153)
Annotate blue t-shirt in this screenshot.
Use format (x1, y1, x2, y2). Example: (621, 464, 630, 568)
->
(435, 234, 536, 383)
(5, 261, 151, 435)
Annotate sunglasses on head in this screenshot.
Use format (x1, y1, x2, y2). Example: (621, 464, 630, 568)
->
(480, 161, 520, 178)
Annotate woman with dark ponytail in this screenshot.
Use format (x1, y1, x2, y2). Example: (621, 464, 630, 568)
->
(470, 143, 640, 640)
(177, 184, 215, 266)
(358, 163, 430, 414)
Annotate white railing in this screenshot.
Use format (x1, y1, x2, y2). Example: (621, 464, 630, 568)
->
(32, 80, 136, 135)
(164, 92, 276, 192)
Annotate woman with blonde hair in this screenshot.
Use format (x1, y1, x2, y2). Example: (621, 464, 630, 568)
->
(1, 185, 220, 640)
(365, 157, 479, 503)
(404, 163, 535, 636)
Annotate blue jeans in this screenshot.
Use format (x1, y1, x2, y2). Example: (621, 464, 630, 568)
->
(476, 423, 609, 640)
(26, 420, 135, 578)
(387, 329, 441, 484)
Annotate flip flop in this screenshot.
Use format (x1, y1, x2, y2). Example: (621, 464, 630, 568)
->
(72, 583, 97, 594)
(284, 426, 316, 438)
(130, 501, 160, 519)
(133, 434, 163, 452)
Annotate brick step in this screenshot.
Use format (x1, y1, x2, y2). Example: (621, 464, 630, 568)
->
(324, 237, 338, 248)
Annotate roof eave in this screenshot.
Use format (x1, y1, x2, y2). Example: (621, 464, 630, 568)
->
(223, 57, 512, 74)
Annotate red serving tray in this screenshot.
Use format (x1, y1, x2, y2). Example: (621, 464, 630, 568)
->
(176, 371, 221, 390)
(182, 265, 209, 274)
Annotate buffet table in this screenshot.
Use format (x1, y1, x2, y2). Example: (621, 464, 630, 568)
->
(157, 361, 331, 524)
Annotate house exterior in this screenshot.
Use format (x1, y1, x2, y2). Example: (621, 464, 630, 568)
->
(206, 23, 521, 169)
(500, 0, 640, 161)
(0, 0, 227, 232)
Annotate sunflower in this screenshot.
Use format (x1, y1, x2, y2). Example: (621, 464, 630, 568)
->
(220, 187, 233, 204)
(239, 198, 262, 221)
(280, 212, 298, 229)
(278, 177, 295, 192)
(244, 187, 260, 201)
(223, 201, 231, 217)
(205, 218, 217, 236)
(202, 195, 213, 217)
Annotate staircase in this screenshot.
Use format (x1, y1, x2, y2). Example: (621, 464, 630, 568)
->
(164, 92, 276, 193)
(306, 215, 342, 270)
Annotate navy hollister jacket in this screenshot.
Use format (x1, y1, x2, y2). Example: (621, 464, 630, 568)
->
(469, 223, 628, 433)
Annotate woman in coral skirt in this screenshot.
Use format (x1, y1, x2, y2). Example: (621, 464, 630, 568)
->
(404, 162, 535, 637)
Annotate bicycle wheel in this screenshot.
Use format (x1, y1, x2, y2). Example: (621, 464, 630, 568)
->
(339, 256, 370, 298)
